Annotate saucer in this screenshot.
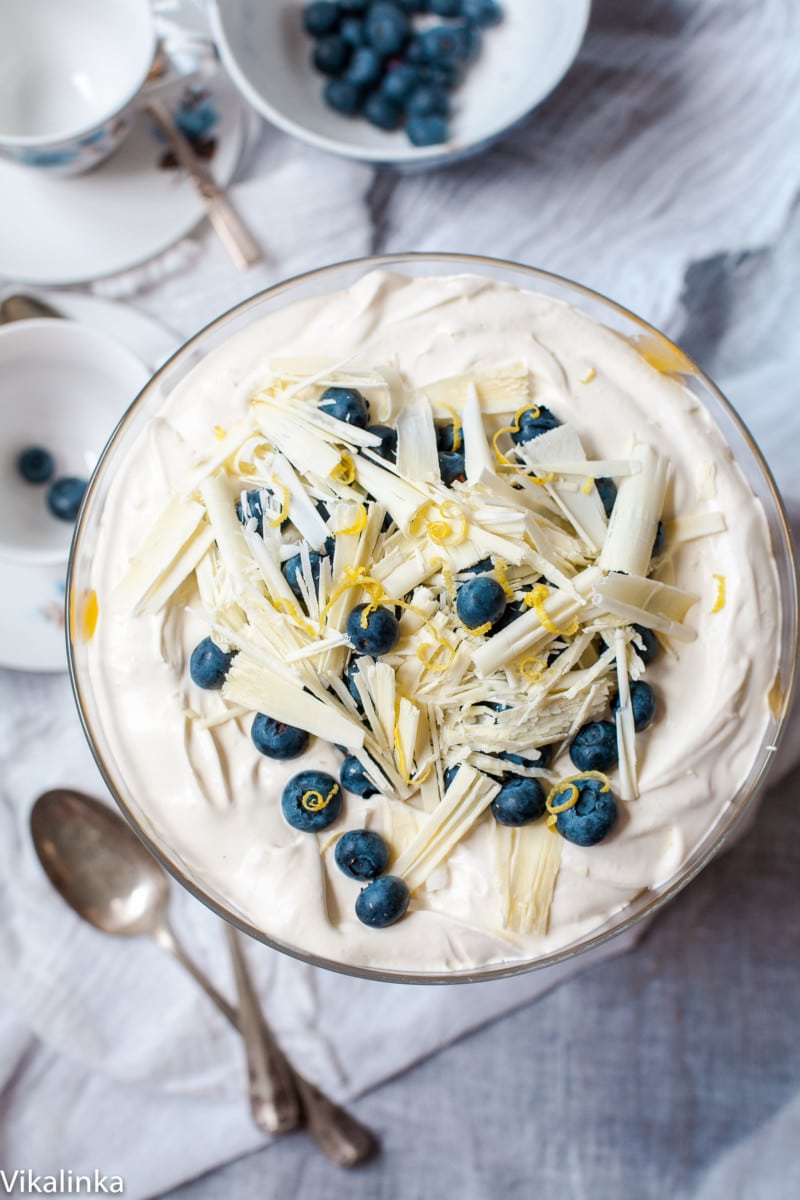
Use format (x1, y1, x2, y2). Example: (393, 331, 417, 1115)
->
(0, 292, 179, 674)
(0, 74, 246, 286)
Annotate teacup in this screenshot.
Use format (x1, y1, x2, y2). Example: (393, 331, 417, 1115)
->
(0, 0, 210, 177)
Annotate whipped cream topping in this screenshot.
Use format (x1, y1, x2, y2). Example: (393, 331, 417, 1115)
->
(85, 271, 782, 975)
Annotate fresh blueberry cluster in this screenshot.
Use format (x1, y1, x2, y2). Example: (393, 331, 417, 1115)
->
(302, 0, 504, 148)
(569, 680, 658, 774)
(16, 444, 88, 523)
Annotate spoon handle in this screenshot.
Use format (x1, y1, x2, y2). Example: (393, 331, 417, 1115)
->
(223, 924, 302, 1134)
(154, 920, 375, 1165)
(223, 926, 375, 1168)
(151, 921, 239, 1026)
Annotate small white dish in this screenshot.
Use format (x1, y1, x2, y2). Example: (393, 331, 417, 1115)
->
(0, 304, 168, 675)
(209, 0, 590, 167)
(0, 319, 150, 567)
(0, 74, 246, 285)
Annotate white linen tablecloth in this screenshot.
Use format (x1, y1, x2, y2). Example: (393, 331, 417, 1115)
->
(1, 1, 799, 1196)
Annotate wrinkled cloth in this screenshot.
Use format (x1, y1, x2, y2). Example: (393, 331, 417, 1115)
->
(2, 0, 799, 1196)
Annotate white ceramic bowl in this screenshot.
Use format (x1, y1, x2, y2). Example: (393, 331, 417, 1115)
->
(0, 319, 149, 566)
(209, 0, 591, 166)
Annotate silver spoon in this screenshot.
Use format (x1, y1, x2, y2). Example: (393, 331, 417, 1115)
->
(30, 788, 375, 1166)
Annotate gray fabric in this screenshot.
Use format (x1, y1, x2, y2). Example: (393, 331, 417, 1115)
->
(165, 765, 800, 1200)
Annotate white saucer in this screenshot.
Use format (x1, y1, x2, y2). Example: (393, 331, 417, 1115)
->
(0, 292, 180, 674)
(0, 74, 246, 286)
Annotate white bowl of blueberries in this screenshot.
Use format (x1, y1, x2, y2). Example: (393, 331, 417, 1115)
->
(209, 0, 591, 165)
(0, 319, 148, 568)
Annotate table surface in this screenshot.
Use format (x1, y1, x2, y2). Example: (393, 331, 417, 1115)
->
(2, 1, 799, 1197)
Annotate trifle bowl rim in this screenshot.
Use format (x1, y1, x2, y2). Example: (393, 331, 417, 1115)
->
(66, 251, 799, 985)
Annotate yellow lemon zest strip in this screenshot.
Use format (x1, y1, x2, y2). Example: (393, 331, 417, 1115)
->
(528, 470, 555, 487)
(318, 565, 389, 628)
(236, 460, 257, 476)
(517, 653, 545, 683)
(331, 453, 356, 485)
(266, 481, 290, 528)
(273, 597, 317, 637)
(417, 629, 457, 673)
(460, 618, 492, 637)
(580, 367, 597, 384)
(301, 781, 339, 812)
(213, 425, 227, 440)
(545, 771, 611, 829)
(523, 584, 578, 636)
(439, 403, 463, 452)
(582, 476, 595, 495)
(710, 573, 726, 614)
(337, 504, 367, 536)
(427, 500, 468, 546)
(492, 556, 515, 599)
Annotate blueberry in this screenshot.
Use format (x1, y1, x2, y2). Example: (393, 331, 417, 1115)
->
(346, 657, 365, 708)
(313, 36, 351, 75)
(456, 575, 506, 631)
(381, 63, 422, 104)
(510, 405, 561, 445)
(443, 764, 460, 790)
(462, 557, 492, 576)
(407, 85, 450, 118)
(365, 3, 410, 55)
(365, 424, 397, 461)
(553, 777, 618, 847)
(282, 770, 342, 832)
(569, 720, 619, 772)
(236, 487, 288, 535)
(394, 0, 427, 11)
(46, 476, 87, 522)
(189, 636, 235, 689)
(497, 748, 551, 772)
(596, 476, 617, 518)
(355, 875, 410, 927)
(428, 0, 460, 15)
(407, 114, 450, 146)
(405, 34, 428, 64)
(632, 623, 659, 665)
(438, 450, 466, 484)
(282, 550, 323, 600)
(381, 511, 395, 534)
(324, 77, 363, 114)
(340, 0, 368, 9)
(491, 777, 547, 827)
(611, 680, 657, 732)
(419, 25, 460, 63)
(486, 598, 526, 638)
(324, 535, 336, 557)
(453, 20, 482, 60)
(346, 45, 384, 85)
(304, 1, 341, 37)
(346, 604, 400, 655)
(319, 385, 369, 426)
(364, 92, 404, 130)
(419, 61, 462, 90)
(435, 421, 460, 452)
(340, 754, 379, 797)
(251, 714, 309, 759)
(17, 446, 54, 484)
(460, 0, 503, 26)
(335, 829, 390, 879)
(340, 16, 367, 45)
(652, 520, 666, 557)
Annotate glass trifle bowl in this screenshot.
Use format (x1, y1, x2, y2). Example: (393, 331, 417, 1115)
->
(67, 254, 798, 985)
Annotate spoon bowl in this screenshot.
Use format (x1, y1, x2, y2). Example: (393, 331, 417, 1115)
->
(31, 787, 170, 937)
